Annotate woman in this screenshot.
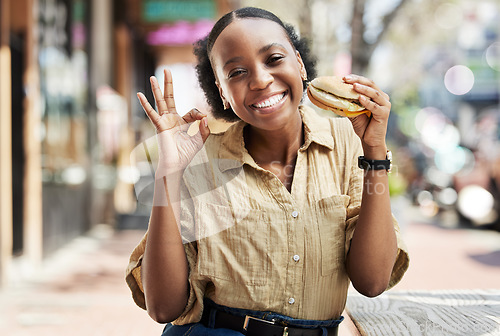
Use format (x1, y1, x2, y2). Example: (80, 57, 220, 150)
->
(127, 7, 409, 336)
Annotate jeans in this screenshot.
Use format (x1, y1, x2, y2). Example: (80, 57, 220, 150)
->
(161, 299, 344, 336)
(162, 323, 244, 335)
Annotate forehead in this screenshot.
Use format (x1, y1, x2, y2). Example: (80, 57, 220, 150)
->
(210, 18, 294, 61)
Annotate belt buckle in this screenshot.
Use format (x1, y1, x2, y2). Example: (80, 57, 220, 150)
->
(243, 315, 275, 331)
(243, 316, 289, 336)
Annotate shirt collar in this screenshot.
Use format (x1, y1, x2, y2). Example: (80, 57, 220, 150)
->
(299, 104, 335, 151)
(218, 105, 335, 172)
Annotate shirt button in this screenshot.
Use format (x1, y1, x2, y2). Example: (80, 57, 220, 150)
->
(288, 297, 295, 304)
(291, 210, 299, 218)
(293, 255, 300, 262)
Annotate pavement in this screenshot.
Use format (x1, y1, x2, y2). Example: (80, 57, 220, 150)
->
(0, 227, 164, 336)
(0, 203, 499, 336)
(391, 198, 500, 291)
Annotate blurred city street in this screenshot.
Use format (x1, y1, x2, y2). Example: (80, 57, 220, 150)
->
(0, 227, 165, 336)
(1, 203, 499, 336)
(1, 0, 500, 335)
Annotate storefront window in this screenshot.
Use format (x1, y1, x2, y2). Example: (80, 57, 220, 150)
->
(39, 0, 88, 186)
(38, 0, 91, 253)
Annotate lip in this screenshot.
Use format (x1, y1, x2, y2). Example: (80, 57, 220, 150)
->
(249, 91, 288, 114)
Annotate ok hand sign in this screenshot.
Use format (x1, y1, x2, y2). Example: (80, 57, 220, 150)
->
(137, 69, 210, 175)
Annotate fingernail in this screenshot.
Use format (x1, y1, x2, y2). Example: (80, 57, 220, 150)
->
(204, 117, 208, 127)
(344, 75, 353, 81)
(196, 108, 207, 117)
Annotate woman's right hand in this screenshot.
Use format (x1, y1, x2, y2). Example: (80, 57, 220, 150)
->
(137, 69, 210, 175)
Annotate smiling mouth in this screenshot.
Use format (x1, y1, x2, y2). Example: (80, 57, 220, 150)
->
(251, 92, 287, 109)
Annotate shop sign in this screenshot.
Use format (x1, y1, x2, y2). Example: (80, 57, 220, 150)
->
(147, 20, 213, 46)
(142, 0, 216, 23)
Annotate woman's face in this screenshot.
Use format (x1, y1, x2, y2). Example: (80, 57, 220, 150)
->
(210, 18, 306, 131)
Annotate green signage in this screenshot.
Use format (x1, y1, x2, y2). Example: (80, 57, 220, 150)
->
(143, 0, 216, 22)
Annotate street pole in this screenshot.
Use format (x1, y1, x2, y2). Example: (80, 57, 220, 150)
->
(0, 0, 13, 287)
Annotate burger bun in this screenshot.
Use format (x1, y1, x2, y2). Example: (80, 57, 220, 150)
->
(307, 76, 371, 118)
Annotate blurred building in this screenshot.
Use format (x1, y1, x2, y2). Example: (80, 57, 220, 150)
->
(0, 0, 235, 288)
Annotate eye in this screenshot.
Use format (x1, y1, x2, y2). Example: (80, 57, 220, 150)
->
(228, 68, 246, 79)
(267, 54, 284, 65)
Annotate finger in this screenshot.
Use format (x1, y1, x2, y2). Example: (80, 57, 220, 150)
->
(182, 108, 207, 124)
(137, 92, 161, 127)
(353, 83, 389, 107)
(189, 117, 210, 144)
(343, 74, 389, 101)
(164, 69, 177, 114)
(359, 95, 390, 117)
(199, 117, 211, 143)
(150, 76, 169, 115)
(182, 117, 210, 151)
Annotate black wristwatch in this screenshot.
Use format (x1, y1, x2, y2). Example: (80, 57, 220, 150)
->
(358, 151, 392, 172)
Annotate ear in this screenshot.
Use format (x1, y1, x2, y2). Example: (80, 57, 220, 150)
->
(216, 81, 230, 110)
(296, 51, 307, 80)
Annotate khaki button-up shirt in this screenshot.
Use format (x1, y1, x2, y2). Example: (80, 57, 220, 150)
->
(126, 105, 409, 324)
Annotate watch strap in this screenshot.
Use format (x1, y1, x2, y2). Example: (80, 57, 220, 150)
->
(358, 151, 392, 171)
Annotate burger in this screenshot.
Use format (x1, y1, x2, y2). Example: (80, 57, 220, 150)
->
(307, 76, 370, 117)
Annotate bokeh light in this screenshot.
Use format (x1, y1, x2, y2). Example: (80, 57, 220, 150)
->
(416, 107, 460, 151)
(485, 42, 500, 72)
(414, 107, 444, 134)
(425, 166, 453, 189)
(438, 187, 458, 206)
(457, 185, 497, 225)
(434, 145, 474, 175)
(416, 190, 439, 218)
(416, 190, 433, 205)
(444, 65, 475, 95)
(457, 20, 485, 49)
(61, 165, 87, 185)
(118, 166, 141, 184)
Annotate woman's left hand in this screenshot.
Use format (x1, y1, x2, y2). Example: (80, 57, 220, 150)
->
(343, 74, 391, 159)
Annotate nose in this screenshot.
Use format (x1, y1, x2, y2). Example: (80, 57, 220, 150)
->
(249, 66, 273, 90)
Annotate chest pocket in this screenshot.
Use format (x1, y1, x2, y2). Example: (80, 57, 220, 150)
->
(196, 202, 270, 285)
(315, 195, 350, 276)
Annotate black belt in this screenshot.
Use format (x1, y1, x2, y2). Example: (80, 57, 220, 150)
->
(200, 306, 339, 336)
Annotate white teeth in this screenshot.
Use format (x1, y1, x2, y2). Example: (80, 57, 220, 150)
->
(253, 93, 285, 108)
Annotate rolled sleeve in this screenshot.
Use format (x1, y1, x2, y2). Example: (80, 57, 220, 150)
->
(125, 232, 147, 310)
(125, 176, 198, 312)
(387, 219, 410, 290)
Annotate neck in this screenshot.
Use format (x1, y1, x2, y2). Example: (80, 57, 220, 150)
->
(244, 110, 303, 166)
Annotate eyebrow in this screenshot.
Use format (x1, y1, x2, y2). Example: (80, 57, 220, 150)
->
(223, 43, 287, 69)
(258, 42, 286, 54)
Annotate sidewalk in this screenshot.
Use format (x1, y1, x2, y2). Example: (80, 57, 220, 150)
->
(1, 206, 499, 336)
(391, 201, 500, 290)
(0, 227, 164, 336)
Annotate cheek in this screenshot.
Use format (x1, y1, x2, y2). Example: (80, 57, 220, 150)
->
(288, 62, 305, 86)
(223, 86, 248, 117)
(226, 86, 244, 106)
(290, 72, 305, 99)
(219, 80, 238, 103)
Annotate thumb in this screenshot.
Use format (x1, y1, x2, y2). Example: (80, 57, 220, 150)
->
(199, 117, 211, 143)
